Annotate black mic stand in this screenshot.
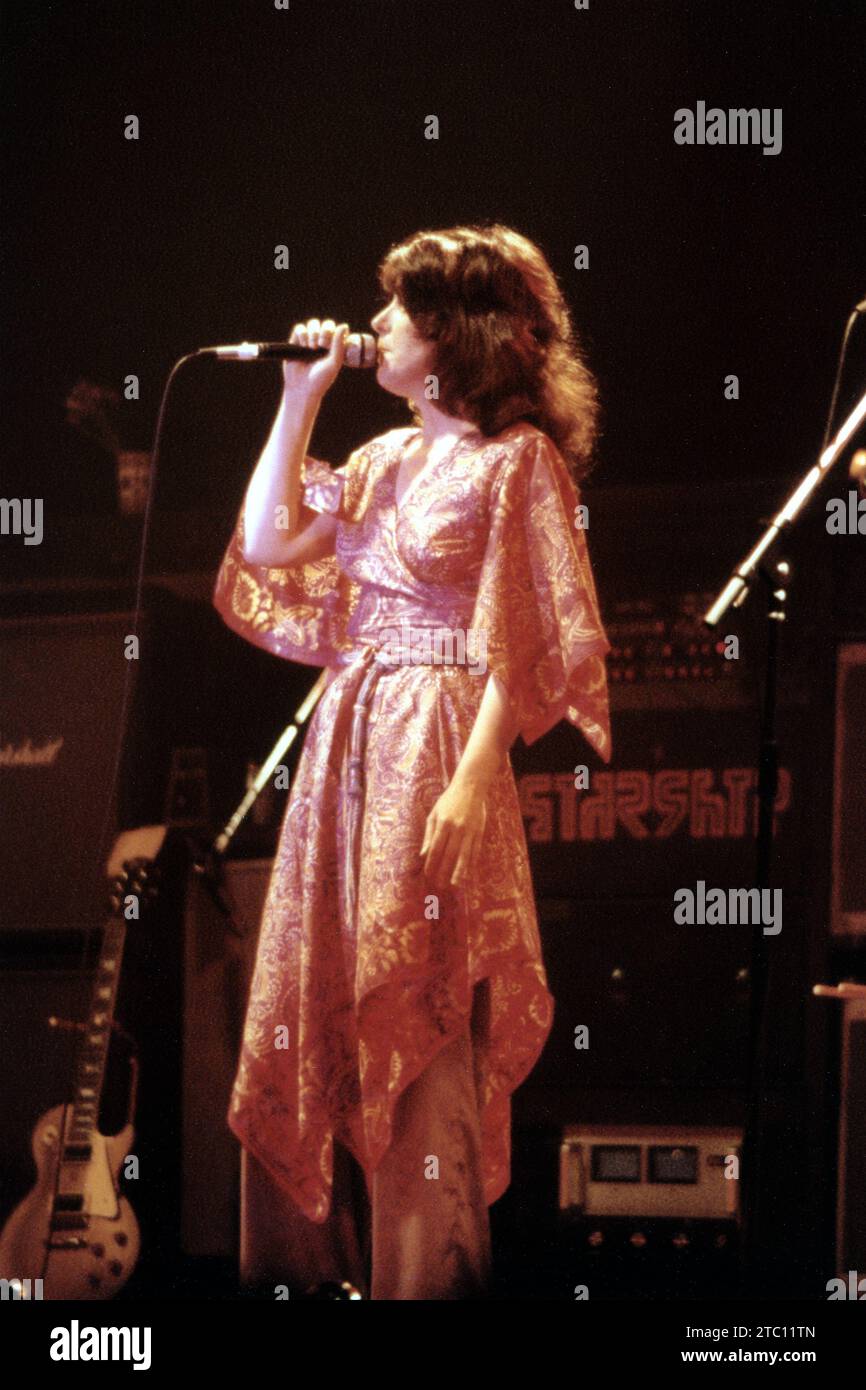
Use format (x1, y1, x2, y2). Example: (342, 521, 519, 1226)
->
(185, 669, 330, 962)
(703, 385, 866, 1292)
(209, 668, 329, 858)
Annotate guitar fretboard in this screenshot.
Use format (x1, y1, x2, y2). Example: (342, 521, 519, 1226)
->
(66, 919, 127, 1149)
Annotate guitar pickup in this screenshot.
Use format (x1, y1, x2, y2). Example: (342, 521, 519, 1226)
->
(62, 1145, 92, 1162)
(53, 1194, 85, 1213)
(50, 1213, 89, 1232)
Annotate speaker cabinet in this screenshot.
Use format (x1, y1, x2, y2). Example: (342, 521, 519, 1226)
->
(180, 857, 271, 1258)
(0, 585, 302, 935)
(0, 612, 128, 933)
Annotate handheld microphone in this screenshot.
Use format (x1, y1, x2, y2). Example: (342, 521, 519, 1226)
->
(196, 333, 378, 367)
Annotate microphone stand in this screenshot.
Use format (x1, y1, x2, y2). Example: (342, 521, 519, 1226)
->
(211, 668, 329, 857)
(703, 387, 866, 1291)
(187, 670, 330, 945)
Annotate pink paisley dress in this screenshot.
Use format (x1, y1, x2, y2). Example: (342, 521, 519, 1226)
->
(213, 418, 612, 1223)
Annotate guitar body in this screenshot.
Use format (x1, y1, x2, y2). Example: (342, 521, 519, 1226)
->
(0, 1103, 140, 1299)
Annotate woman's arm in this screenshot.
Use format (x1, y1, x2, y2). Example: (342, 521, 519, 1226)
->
(241, 388, 321, 564)
(241, 320, 348, 566)
(420, 670, 521, 888)
(453, 670, 520, 792)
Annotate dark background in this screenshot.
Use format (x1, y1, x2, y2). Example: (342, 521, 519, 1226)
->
(3, 0, 865, 533)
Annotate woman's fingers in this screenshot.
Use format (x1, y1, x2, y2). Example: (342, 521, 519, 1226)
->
(419, 811, 433, 856)
(450, 808, 487, 886)
(451, 846, 470, 886)
(424, 823, 468, 889)
(422, 818, 450, 885)
(283, 317, 348, 395)
(328, 322, 348, 363)
(456, 842, 477, 887)
(420, 791, 488, 889)
(287, 317, 336, 344)
(452, 822, 484, 886)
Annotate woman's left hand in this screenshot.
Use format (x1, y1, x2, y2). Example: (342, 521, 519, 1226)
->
(419, 777, 489, 889)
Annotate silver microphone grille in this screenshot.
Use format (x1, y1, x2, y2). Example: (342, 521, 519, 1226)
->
(344, 332, 378, 369)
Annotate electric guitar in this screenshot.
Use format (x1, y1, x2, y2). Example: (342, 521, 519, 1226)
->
(0, 857, 158, 1299)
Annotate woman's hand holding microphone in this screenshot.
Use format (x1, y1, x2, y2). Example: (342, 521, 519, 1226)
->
(239, 318, 351, 565)
(282, 318, 350, 401)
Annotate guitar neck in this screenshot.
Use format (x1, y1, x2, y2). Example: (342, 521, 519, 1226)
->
(66, 917, 127, 1150)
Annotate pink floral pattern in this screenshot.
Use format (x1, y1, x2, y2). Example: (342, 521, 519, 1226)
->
(213, 420, 612, 1221)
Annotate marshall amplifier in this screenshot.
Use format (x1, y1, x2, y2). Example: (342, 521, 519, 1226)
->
(0, 583, 300, 935)
(0, 609, 129, 935)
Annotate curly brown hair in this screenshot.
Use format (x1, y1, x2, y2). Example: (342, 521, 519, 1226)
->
(377, 222, 601, 482)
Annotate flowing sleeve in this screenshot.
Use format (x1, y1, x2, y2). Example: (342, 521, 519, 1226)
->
(470, 430, 612, 762)
(211, 444, 369, 669)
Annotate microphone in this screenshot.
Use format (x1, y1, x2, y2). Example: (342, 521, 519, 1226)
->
(196, 333, 378, 367)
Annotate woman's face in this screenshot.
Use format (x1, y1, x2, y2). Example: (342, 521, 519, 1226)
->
(370, 293, 436, 399)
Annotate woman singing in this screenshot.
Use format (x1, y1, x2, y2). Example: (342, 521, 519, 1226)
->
(213, 223, 612, 1300)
